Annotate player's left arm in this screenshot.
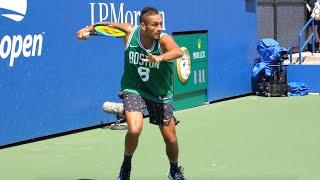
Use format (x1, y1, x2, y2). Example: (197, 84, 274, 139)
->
(147, 34, 182, 62)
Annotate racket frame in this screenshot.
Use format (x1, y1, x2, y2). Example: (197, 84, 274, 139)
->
(90, 23, 127, 38)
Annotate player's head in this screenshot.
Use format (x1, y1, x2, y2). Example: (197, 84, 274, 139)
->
(140, 7, 163, 40)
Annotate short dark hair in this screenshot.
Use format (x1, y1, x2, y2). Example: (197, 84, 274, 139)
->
(140, 7, 160, 24)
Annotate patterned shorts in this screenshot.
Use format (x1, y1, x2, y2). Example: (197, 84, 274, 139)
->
(121, 93, 173, 126)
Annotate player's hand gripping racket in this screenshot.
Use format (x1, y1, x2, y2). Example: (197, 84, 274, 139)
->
(83, 24, 127, 38)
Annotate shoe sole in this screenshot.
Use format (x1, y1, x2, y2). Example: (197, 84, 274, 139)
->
(167, 172, 187, 180)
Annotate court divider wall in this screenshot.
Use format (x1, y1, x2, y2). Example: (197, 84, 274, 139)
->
(0, 0, 257, 146)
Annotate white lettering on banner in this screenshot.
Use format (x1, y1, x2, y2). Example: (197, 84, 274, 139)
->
(0, 34, 44, 67)
(0, 0, 45, 67)
(90, 3, 166, 30)
(193, 51, 206, 59)
(194, 69, 206, 84)
(0, 0, 27, 22)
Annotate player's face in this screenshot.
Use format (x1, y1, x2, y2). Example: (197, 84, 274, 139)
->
(142, 14, 163, 40)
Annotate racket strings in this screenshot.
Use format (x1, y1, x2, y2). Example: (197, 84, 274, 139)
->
(94, 25, 126, 37)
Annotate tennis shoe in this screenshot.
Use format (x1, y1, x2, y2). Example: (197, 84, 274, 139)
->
(117, 165, 131, 180)
(167, 166, 187, 180)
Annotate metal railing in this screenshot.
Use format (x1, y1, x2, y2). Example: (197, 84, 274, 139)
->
(290, 18, 315, 64)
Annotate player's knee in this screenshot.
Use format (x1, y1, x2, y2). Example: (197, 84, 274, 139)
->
(127, 128, 142, 137)
(163, 135, 177, 144)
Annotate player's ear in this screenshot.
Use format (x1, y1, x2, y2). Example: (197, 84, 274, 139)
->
(141, 22, 146, 31)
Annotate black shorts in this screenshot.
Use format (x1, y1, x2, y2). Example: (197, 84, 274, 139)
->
(121, 93, 174, 126)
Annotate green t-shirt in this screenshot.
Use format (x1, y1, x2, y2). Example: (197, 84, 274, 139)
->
(121, 26, 173, 103)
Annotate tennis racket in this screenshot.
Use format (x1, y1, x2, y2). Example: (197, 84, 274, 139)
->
(83, 24, 127, 38)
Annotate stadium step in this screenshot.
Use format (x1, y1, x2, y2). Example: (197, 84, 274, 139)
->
(284, 52, 320, 65)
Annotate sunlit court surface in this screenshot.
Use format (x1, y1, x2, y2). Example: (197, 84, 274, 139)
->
(1, 95, 320, 180)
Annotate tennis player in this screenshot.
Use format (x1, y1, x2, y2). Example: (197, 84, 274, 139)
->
(77, 6, 187, 180)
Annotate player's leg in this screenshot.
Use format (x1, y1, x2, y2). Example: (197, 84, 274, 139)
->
(146, 100, 186, 180)
(315, 22, 320, 51)
(125, 111, 144, 154)
(307, 10, 314, 52)
(159, 118, 179, 165)
(159, 119, 186, 180)
(118, 93, 146, 180)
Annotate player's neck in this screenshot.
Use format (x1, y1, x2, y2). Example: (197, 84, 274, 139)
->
(140, 32, 154, 50)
